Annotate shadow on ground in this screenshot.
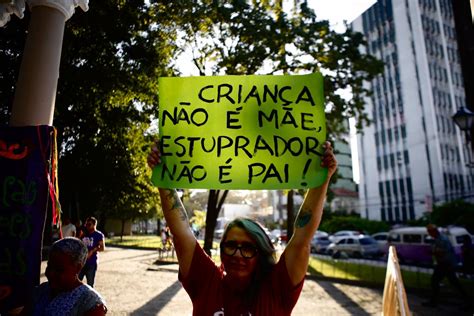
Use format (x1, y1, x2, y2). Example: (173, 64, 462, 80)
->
(130, 280, 182, 316)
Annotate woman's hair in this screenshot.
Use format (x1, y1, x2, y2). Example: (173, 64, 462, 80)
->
(221, 217, 277, 267)
(51, 237, 88, 267)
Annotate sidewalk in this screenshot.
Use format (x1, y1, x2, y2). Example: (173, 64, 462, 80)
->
(41, 246, 471, 315)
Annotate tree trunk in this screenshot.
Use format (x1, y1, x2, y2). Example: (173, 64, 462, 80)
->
(120, 218, 125, 242)
(287, 190, 294, 241)
(75, 191, 81, 221)
(203, 189, 229, 255)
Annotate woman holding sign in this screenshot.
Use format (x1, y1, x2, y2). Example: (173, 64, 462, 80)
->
(148, 140, 337, 315)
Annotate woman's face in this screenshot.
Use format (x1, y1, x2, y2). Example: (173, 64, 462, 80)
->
(45, 251, 81, 292)
(221, 227, 259, 282)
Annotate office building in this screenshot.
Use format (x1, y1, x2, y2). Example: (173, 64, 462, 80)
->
(330, 139, 359, 215)
(352, 0, 474, 222)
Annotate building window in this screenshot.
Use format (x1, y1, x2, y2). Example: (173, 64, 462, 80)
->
(385, 181, 391, 200)
(443, 172, 448, 192)
(399, 179, 406, 198)
(406, 177, 413, 199)
(402, 205, 408, 221)
(402, 150, 408, 164)
(401, 125, 407, 138)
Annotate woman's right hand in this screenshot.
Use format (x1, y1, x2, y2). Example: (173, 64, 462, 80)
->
(147, 142, 161, 169)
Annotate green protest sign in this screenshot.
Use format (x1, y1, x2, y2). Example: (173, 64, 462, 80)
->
(152, 73, 327, 189)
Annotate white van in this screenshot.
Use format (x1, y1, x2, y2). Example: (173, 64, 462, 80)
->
(386, 226, 470, 265)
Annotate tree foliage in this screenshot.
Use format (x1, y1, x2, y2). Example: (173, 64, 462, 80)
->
(56, 1, 181, 226)
(431, 200, 474, 233)
(319, 214, 390, 235)
(170, 1, 383, 133)
(167, 0, 382, 252)
(190, 210, 207, 230)
(0, 1, 181, 227)
(0, 1, 382, 239)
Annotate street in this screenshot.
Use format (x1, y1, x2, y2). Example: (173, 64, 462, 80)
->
(40, 246, 470, 315)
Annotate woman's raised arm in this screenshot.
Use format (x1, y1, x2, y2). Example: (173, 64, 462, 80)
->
(283, 141, 337, 285)
(148, 142, 197, 278)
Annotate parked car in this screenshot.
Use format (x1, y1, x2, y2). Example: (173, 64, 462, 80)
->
(386, 226, 471, 266)
(271, 229, 288, 243)
(265, 229, 282, 246)
(372, 232, 389, 252)
(214, 229, 225, 239)
(329, 230, 362, 243)
(327, 235, 381, 258)
(310, 235, 331, 254)
(314, 230, 329, 238)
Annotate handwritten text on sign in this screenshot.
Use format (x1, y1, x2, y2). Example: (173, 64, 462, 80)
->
(0, 126, 52, 313)
(152, 73, 327, 189)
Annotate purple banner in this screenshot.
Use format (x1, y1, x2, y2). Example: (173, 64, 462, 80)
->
(0, 126, 54, 313)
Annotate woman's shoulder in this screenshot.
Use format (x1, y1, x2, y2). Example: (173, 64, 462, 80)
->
(73, 284, 107, 314)
(78, 284, 106, 301)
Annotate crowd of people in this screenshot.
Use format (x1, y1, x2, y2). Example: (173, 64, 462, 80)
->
(17, 139, 474, 315)
(24, 140, 337, 315)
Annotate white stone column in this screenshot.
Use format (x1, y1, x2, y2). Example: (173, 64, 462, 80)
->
(6, 0, 88, 126)
(471, 0, 474, 23)
(0, 0, 26, 27)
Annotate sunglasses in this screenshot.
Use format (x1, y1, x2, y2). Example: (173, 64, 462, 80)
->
(220, 241, 258, 259)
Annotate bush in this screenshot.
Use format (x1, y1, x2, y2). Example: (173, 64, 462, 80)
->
(319, 215, 390, 235)
(431, 200, 474, 233)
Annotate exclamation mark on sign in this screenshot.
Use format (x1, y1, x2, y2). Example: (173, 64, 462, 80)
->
(300, 159, 312, 186)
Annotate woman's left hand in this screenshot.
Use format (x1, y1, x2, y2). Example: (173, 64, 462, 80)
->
(321, 141, 337, 179)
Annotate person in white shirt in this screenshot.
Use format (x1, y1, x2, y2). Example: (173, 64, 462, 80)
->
(62, 217, 76, 238)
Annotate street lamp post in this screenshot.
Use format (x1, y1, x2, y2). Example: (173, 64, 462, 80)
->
(453, 106, 474, 167)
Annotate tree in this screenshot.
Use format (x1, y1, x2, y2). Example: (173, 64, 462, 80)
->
(0, 1, 382, 246)
(190, 210, 207, 231)
(0, 10, 29, 124)
(169, 0, 383, 252)
(54, 1, 180, 227)
(203, 189, 229, 254)
(431, 200, 474, 233)
(318, 215, 390, 235)
(0, 1, 179, 228)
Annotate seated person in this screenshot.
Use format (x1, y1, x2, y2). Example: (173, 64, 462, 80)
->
(23, 237, 107, 315)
